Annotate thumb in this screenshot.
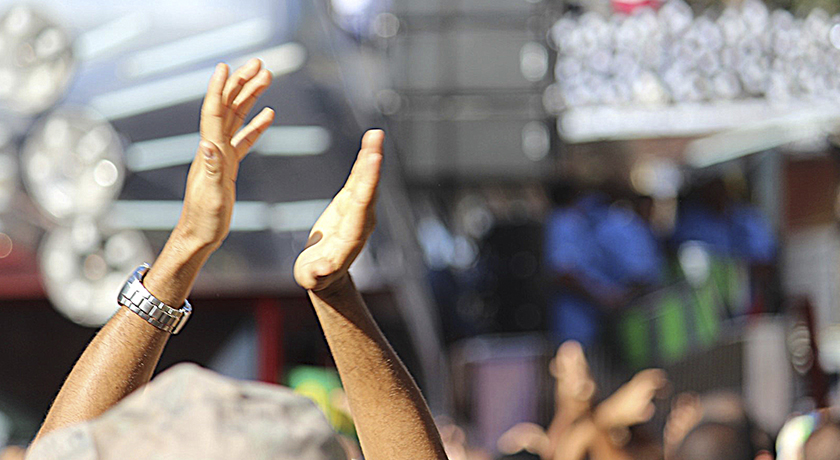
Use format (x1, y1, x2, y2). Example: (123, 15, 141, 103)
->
(200, 141, 223, 177)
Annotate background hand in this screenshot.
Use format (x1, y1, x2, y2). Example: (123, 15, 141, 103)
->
(551, 340, 597, 413)
(294, 129, 384, 292)
(663, 392, 703, 460)
(176, 59, 274, 249)
(595, 369, 668, 429)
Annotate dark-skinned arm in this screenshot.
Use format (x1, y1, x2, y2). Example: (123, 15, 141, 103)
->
(294, 130, 448, 460)
(33, 58, 274, 442)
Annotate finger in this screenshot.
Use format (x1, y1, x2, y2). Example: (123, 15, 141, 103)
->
(223, 58, 261, 107)
(200, 63, 229, 141)
(341, 161, 382, 242)
(360, 128, 385, 152)
(349, 134, 383, 209)
(226, 68, 272, 133)
(641, 368, 668, 388)
(558, 340, 583, 357)
(340, 131, 383, 238)
(672, 392, 699, 412)
(641, 402, 656, 422)
(222, 60, 263, 132)
(232, 108, 275, 160)
(345, 129, 384, 199)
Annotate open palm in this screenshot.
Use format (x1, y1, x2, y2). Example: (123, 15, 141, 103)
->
(178, 59, 273, 248)
(294, 130, 384, 292)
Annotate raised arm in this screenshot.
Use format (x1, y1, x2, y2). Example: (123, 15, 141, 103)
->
(294, 130, 447, 460)
(33, 59, 273, 441)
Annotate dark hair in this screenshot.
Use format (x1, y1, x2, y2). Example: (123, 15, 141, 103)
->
(673, 422, 754, 460)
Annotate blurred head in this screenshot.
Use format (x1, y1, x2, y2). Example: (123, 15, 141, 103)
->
(804, 421, 840, 460)
(673, 422, 754, 460)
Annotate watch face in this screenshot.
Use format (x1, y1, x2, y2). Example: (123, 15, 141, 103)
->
(39, 220, 151, 327)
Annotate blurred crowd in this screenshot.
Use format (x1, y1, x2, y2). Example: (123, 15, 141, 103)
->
(439, 338, 840, 460)
(423, 168, 793, 460)
(545, 173, 776, 350)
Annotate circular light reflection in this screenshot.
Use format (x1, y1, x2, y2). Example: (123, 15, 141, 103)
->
(5, 6, 32, 36)
(551, 0, 840, 106)
(0, 5, 74, 113)
(0, 123, 16, 214)
(83, 253, 107, 281)
(521, 121, 550, 161)
(93, 159, 119, 187)
(0, 233, 11, 258)
(678, 241, 711, 287)
(21, 108, 125, 221)
(375, 89, 402, 115)
(40, 225, 153, 327)
(830, 24, 840, 49)
(520, 42, 549, 82)
(373, 13, 399, 38)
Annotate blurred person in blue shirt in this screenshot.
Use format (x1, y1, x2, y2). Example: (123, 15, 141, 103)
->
(673, 177, 776, 265)
(672, 176, 778, 315)
(544, 183, 663, 347)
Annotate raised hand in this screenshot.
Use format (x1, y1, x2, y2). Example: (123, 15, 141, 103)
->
(594, 368, 668, 429)
(294, 129, 384, 292)
(295, 130, 446, 460)
(497, 422, 550, 457)
(31, 58, 274, 443)
(178, 59, 274, 249)
(551, 340, 597, 417)
(663, 393, 703, 460)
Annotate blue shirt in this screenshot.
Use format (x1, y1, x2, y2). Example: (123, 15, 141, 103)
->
(673, 203, 776, 263)
(544, 198, 663, 346)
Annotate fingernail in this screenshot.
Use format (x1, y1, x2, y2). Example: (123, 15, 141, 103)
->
(214, 63, 225, 76)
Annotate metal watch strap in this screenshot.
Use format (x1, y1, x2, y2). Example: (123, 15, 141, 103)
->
(117, 264, 192, 334)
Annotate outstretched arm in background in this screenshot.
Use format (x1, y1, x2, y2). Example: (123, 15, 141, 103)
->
(33, 59, 273, 442)
(294, 130, 448, 460)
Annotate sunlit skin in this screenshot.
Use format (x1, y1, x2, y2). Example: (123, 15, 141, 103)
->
(498, 341, 667, 460)
(29, 61, 448, 460)
(32, 58, 274, 444)
(294, 130, 448, 460)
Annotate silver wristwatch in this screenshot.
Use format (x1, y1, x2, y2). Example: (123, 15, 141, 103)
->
(117, 264, 192, 334)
